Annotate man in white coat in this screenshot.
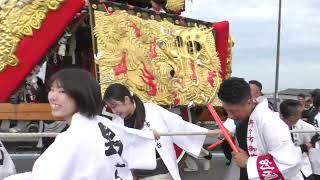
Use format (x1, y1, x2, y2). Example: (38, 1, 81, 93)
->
(217, 77, 302, 180)
(311, 91, 320, 149)
(308, 147, 320, 179)
(249, 80, 274, 111)
(279, 99, 316, 179)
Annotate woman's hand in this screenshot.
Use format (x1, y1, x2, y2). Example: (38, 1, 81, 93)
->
(306, 142, 313, 151)
(152, 129, 160, 140)
(207, 129, 224, 138)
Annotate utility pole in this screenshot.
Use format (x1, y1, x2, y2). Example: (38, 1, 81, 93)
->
(274, 0, 282, 111)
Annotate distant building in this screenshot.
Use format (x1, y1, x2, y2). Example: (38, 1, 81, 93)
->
(278, 88, 313, 100)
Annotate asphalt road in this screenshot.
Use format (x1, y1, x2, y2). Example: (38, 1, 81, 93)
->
(11, 153, 238, 180)
(7, 135, 239, 179)
(181, 155, 230, 180)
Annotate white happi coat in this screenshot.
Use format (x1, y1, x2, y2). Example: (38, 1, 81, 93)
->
(315, 112, 320, 127)
(0, 141, 16, 179)
(223, 118, 236, 135)
(308, 148, 320, 175)
(113, 103, 208, 180)
(5, 113, 156, 180)
(314, 112, 320, 148)
(246, 99, 303, 180)
(291, 120, 316, 177)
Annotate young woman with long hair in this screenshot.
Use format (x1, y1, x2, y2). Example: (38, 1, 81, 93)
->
(103, 83, 217, 180)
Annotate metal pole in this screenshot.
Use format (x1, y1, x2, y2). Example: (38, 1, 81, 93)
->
(274, 0, 282, 111)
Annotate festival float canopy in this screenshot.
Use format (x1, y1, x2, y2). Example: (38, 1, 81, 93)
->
(0, 0, 233, 106)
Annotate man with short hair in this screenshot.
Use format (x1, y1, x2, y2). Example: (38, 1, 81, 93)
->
(218, 77, 302, 180)
(303, 89, 320, 126)
(248, 80, 262, 100)
(279, 99, 316, 180)
(298, 93, 307, 109)
(248, 80, 274, 111)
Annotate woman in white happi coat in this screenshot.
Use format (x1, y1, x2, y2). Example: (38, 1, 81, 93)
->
(103, 83, 217, 180)
(4, 69, 158, 180)
(217, 77, 302, 180)
(279, 99, 316, 179)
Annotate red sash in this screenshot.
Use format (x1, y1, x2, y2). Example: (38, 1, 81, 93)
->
(257, 154, 285, 180)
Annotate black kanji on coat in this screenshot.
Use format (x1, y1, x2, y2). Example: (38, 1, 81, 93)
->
(114, 169, 123, 180)
(156, 142, 162, 148)
(98, 122, 124, 156)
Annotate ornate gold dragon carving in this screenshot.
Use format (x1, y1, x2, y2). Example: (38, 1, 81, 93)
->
(0, 0, 65, 72)
(94, 10, 222, 105)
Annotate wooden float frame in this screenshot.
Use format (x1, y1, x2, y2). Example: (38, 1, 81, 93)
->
(0, 103, 62, 121)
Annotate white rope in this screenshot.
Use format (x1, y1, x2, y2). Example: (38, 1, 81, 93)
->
(102, 111, 117, 118)
(290, 129, 320, 133)
(0, 128, 319, 139)
(0, 132, 208, 138)
(159, 132, 209, 136)
(160, 128, 320, 136)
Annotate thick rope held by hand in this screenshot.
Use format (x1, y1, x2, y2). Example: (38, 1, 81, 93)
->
(0, 129, 319, 140)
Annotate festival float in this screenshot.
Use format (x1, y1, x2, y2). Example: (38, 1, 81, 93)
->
(0, 0, 233, 171)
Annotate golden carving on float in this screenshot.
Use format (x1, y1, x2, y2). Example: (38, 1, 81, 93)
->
(165, 0, 185, 13)
(0, 0, 65, 72)
(226, 35, 234, 79)
(94, 10, 222, 105)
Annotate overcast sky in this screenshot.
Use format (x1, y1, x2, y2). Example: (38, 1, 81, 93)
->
(182, 0, 320, 93)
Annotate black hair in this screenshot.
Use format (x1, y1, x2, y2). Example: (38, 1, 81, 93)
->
(48, 68, 102, 119)
(151, 0, 167, 7)
(314, 93, 320, 109)
(297, 93, 306, 99)
(279, 99, 301, 119)
(218, 77, 251, 104)
(248, 80, 262, 91)
(311, 89, 320, 98)
(35, 77, 48, 103)
(103, 83, 145, 129)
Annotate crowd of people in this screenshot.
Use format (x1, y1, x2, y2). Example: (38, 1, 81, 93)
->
(219, 78, 320, 180)
(0, 68, 319, 180)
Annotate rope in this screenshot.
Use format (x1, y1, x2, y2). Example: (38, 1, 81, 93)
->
(0, 128, 319, 139)
(290, 129, 320, 133)
(160, 129, 320, 136)
(159, 132, 209, 136)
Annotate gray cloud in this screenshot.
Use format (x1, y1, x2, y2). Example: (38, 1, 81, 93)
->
(182, 0, 320, 92)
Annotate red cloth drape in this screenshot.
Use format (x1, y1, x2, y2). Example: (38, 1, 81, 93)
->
(212, 21, 229, 80)
(0, 0, 85, 102)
